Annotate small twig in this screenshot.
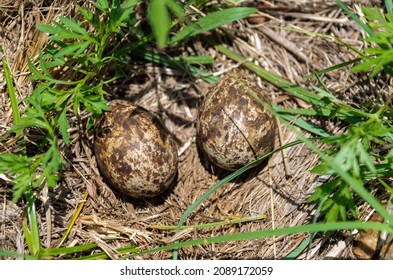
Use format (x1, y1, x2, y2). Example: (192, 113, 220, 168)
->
(258, 25, 309, 64)
(178, 137, 195, 157)
(268, 161, 277, 259)
(42, 187, 52, 248)
(276, 117, 291, 178)
(92, 234, 120, 260)
(278, 12, 348, 23)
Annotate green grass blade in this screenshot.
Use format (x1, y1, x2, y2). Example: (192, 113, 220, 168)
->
(150, 214, 266, 230)
(304, 58, 362, 79)
(1, 47, 22, 135)
(149, 0, 171, 48)
(386, 0, 393, 12)
(284, 233, 315, 260)
(169, 7, 257, 44)
(134, 221, 393, 258)
(39, 243, 97, 258)
(273, 106, 362, 123)
(23, 188, 41, 257)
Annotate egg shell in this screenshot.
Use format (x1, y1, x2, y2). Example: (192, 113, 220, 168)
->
(196, 71, 277, 170)
(94, 100, 178, 198)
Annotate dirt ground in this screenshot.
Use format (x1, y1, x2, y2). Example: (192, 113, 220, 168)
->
(0, 0, 390, 259)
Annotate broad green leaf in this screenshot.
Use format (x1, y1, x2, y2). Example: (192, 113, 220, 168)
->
(174, 55, 213, 64)
(169, 7, 257, 44)
(167, 0, 186, 20)
(39, 22, 86, 41)
(59, 16, 88, 35)
(58, 107, 70, 145)
(54, 41, 90, 58)
(27, 58, 52, 81)
(36, 23, 65, 35)
(114, 0, 139, 26)
(50, 33, 88, 41)
(134, 221, 393, 258)
(310, 163, 333, 175)
(149, 0, 171, 48)
(325, 202, 340, 223)
(79, 6, 94, 22)
(94, 0, 110, 13)
(358, 144, 377, 173)
(166, 0, 200, 30)
(307, 177, 340, 203)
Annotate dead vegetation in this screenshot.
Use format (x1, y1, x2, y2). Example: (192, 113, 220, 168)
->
(0, 0, 390, 259)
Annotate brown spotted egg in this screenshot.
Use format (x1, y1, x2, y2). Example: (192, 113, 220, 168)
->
(94, 100, 178, 198)
(196, 70, 277, 171)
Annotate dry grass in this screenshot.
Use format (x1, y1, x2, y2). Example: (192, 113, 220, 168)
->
(0, 0, 388, 259)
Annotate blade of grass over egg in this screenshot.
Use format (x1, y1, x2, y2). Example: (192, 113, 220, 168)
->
(273, 106, 361, 122)
(215, 44, 373, 122)
(227, 70, 389, 224)
(172, 139, 305, 260)
(214, 44, 326, 107)
(227, 70, 332, 138)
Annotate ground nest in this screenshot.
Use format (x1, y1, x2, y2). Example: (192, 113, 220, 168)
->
(0, 0, 390, 259)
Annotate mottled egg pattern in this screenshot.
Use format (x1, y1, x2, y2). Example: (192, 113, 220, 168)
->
(94, 100, 178, 198)
(196, 71, 277, 170)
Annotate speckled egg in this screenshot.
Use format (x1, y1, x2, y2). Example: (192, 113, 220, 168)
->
(94, 100, 178, 198)
(196, 70, 277, 170)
